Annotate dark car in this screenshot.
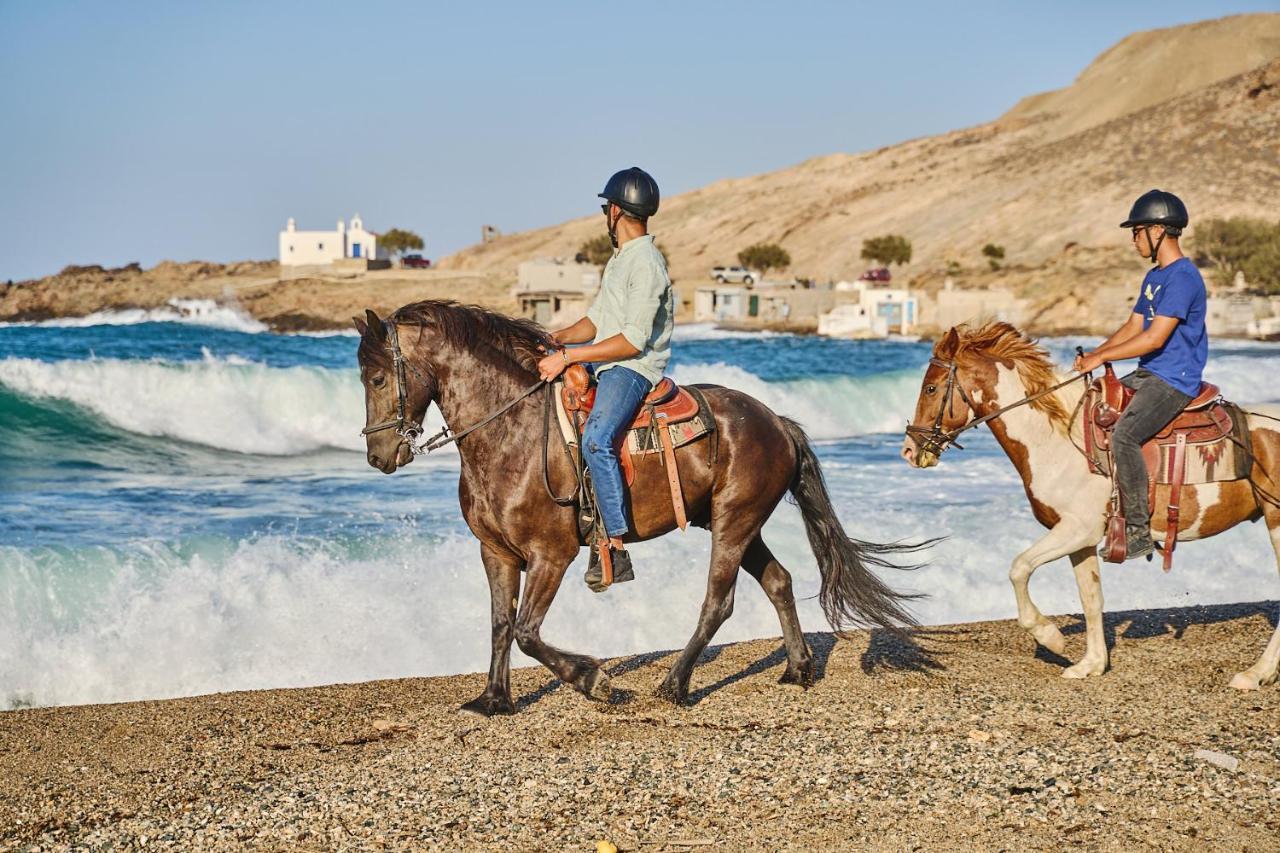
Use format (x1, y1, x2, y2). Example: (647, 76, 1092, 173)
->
(401, 254, 432, 269)
(858, 267, 891, 282)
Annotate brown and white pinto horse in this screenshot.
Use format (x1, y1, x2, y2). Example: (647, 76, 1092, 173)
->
(901, 322, 1280, 689)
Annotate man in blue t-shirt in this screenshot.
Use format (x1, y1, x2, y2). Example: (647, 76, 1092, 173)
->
(1072, 189, 1208, 560)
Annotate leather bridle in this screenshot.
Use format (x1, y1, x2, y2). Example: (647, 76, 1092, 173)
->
(359, 319, 549, 458)
(905, 354, 1088, 459)
(904, 356, 978, 457)
(360, 321, 434, 446)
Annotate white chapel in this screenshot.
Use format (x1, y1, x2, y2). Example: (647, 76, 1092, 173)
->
(278, 215, 389, 267)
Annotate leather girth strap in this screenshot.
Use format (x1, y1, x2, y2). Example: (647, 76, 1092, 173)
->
(656, 411, 689, 530)
(1162, 433, 1187, 573)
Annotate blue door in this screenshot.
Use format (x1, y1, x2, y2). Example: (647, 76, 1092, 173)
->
(352, 243, 362, 258)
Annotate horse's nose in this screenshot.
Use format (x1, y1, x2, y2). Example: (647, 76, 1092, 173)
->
(367, 452, 382, 469)
(900, 443, 915, 466)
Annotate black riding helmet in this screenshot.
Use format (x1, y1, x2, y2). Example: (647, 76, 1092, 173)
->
(1120, 189, 1189, 234)
(599, 167, 660, 219)
(1121, 189, 1188, 266)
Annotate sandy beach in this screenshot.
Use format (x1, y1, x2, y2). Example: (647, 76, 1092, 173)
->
(2, 601, 1277, 851)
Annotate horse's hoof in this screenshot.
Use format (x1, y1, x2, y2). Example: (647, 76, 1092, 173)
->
(584, 668, 612, 702)
(779, 661, 814, 688)
(1061, 659, 1106, 679)
(1229, 671, 1261, 691)
(654, 680, 687, 706)
(459, 693, 515, 717)
(1031, 623, 1066, 656)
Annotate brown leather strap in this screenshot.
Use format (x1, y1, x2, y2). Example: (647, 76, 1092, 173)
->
(598, 537, 614, 588)
(1163, 433, 1187, 573)
(657, 415, 688, 530)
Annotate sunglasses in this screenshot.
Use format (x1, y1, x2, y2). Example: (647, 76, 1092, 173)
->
(601, 203, 612, 216)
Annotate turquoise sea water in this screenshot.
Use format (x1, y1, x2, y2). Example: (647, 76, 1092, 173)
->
(2, 308, 1277, 709)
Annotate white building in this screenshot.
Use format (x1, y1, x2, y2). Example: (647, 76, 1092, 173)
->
(278, 215, 389, 267)
(513, 259, 601, 327)
(694, 286, 749, 322)
(819, 281, 917, 338)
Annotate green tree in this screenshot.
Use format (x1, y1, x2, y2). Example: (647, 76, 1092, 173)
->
(982, 243, 1006, 271)
(1192, 217, 1280, 293)
(737, 243, 791, 278)
(578, 234, 614, 266)
(861, 234, 913, 267)
(379, 228, 424, 257)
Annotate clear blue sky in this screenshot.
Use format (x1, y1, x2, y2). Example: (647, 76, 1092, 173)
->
(2, 1, 1276, 281)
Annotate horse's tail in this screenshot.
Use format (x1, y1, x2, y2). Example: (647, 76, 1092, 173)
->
(782, 417, 930, 635)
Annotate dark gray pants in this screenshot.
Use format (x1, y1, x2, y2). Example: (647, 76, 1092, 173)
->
(1114, 369, 1192, 528)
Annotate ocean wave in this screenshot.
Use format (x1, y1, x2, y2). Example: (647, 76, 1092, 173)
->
(672, 362, 922, 438)
(0, 354, 377, 455)
(0, 354, 927, 459)
(5, 298, 268, 334)
(672, 323, 786, 342)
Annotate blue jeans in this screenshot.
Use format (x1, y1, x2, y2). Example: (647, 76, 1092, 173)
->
(582, 366, 650, 538)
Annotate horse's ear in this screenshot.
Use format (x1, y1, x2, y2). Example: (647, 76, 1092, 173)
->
(364, 309, 386, 342)
(352, 316, 369, 337)
(936, 327, 960, 358)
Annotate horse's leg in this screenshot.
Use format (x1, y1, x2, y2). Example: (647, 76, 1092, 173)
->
(1009, 519, 1097, 657)
(1062, 547, 1108, 679)
(741, 533, 813, 687)
(460, 543, 523, 717)
(656, 529, 751, 704)
(1230, 506, 1280, 690)
(513, 552, 613, 702)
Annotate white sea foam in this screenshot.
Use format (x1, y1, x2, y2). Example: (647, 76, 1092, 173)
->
(672, 323, 785, 342)
(671, 362, 922, 438)
(3, 454, 1276, 710)
(7, 298, 269, 334)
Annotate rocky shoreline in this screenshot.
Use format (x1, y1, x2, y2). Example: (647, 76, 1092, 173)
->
(2, 601, 1277, 850)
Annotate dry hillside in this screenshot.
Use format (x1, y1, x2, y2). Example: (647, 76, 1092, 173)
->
(438, 14, 1280, 287)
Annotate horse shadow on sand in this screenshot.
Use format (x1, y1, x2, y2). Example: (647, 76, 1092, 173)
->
(1053, 599, 1278, 662)
(516, 626, 954, 710)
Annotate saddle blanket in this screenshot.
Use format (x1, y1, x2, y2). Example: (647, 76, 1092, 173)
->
(1081, 387, 1252, 486)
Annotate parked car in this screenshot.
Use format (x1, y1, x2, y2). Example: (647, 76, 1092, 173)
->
(858, 267, 891, 283)
(710, 265, 759, 285)
(401, 254, 432, 269)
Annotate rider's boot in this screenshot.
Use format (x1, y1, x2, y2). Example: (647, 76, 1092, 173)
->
(1125, 524, 1155, 561)
(585, 541, 635, 592)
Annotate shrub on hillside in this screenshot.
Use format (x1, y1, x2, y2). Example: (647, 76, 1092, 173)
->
(578, 235, 614, 266)
(1191, 217, 1280, 293)
(380, 228, 424, 257)
(861, 235, 912, 267)
(982, 243, 1006, 271)
(737, 243, 791, 277)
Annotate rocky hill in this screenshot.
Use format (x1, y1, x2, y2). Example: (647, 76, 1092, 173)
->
(0, 260, 512, 331)
(438, 14, 1280, 290)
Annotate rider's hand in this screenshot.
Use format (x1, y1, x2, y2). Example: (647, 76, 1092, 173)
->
(1074, 351, 1102, 374)
(537, 350, 570, 383)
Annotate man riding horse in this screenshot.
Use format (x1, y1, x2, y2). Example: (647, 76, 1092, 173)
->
(536, 166, 673, 590)
(1072, 190, 1208, 560)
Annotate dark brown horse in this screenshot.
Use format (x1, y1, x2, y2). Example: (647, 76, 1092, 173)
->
(356, 301, 924, 714)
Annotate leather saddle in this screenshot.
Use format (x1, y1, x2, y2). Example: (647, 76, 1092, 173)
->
(556, 363, 712, 586)
(1082, 363, 1248, 570)
(561, 365, 701, 428)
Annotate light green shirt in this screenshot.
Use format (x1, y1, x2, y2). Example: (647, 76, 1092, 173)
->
(586, 234, 673, 388)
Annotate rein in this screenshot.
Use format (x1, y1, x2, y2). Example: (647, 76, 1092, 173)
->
(360, 320, 545, 456)
(906, 355, 1087, 456)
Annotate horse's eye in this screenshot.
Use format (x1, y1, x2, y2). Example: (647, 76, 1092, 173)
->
(372, 375, 386, 388)
(926, 384, 937, 395)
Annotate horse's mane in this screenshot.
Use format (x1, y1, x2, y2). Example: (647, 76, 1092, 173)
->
(360, 300, 552, 377)
(942, 321, 1072, 431)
